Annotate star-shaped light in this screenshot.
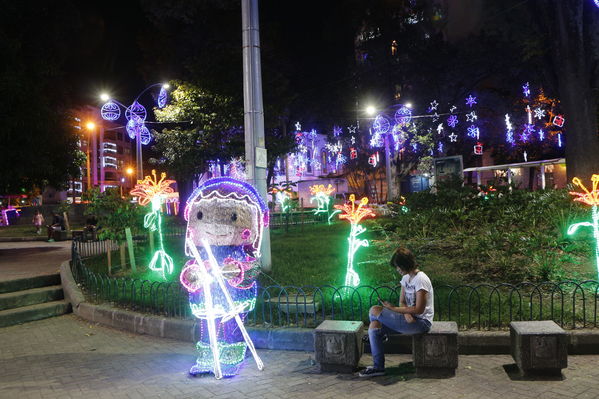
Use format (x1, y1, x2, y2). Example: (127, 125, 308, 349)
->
(465, 111, 478, 122)
(347, 125, 357, 134)
(534, 108, 545, 120)
(447, 114, 459, 128)
(295, 122, 302, 131)
(429, 100, 439, 111)
(465, 95, 477, 107)
(449, 133, 458, 142)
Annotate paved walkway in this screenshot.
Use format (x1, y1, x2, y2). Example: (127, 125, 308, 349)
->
(0, 241, 71, 282)
(1, 315, 599, 399)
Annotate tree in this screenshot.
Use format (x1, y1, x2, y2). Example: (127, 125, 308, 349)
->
(0, 2, 86, 195)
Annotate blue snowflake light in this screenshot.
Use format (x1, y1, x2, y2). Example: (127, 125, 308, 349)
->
(101, 101, 121, 121)
(538, 129, 545, 141)
(522, 82, 531, 97)
(534, 107, 545, 120)
(333, 126, 342, 137)
(447, 114, 458, 128)
(465, 95, 477, 107)
(467, 125, 480, 140)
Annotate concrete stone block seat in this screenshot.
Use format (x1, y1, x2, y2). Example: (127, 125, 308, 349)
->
(314, 320, 364, 373)
(412, 321, 459, 378)
(510, 320, 568, 376)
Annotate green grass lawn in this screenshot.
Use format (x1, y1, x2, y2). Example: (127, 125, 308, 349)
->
(0, 224, 86, 238)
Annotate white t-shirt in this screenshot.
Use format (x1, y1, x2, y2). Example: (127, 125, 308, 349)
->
(400, 271, 434, 324)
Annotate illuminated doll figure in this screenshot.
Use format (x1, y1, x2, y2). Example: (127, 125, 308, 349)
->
(180, 177, 268, 379)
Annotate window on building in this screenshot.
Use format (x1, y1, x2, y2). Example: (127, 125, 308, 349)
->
(117, 132, 123, 141)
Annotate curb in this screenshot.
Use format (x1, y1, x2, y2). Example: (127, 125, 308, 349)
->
(59, 261, 314, 352)
(59, 261, 599, 355)
(0, 237, 51, 242)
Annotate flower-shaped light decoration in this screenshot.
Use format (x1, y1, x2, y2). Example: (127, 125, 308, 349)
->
(130, 170, 176, 280)
(309, 184, 340, 225)
(568, 175, 599, 279)
(334, 195, 376, 287)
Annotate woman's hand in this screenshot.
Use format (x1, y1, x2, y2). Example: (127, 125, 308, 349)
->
(380, 300, 394, 309)
(404, 313, 415, 323)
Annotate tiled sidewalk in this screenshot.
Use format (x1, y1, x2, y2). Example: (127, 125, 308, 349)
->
(1, 315, 599, 399)
(0, 241, 71, 282)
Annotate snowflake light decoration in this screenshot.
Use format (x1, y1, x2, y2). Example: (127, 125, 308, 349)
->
(334, 195, 375, 288)
(467, 125, 480, 140)
(534, 107, 545, 120)
(538, 129, 545, 141)
(447, 114, 459, 128)
(333, 126, 342, 137)
(523, 82, 531, 97)
(465, 95, 477, 107)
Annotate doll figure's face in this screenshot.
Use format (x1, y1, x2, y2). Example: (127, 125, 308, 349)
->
(187, 197, 261, 247)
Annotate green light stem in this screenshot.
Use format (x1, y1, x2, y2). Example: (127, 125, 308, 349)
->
(593, 205, 599, 278)
(344, 223, 368, 287)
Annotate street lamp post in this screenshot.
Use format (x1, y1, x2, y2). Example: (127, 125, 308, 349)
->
(242, 0, 271, 271)
(99, 83, 170, 182)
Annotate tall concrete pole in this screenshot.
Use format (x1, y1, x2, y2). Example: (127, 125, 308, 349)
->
(242, 0, 271, 271)
(384, 134, 394, 202)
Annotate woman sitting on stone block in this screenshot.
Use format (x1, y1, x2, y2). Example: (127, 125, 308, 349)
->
(359, 247, 434, 377)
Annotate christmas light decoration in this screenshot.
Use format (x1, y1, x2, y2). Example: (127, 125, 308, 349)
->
(394, 106, 412, 125)
(334, 195, 375, 287)
(125, 101, 147, 122)
(449, 133, 458, 142)
(295, 122, 302, 131)
(568, 175, 599, 279)
(474, 142, 483, 155)
(333, 126, 342, 137)
(347, 125, 357, 134)
(447, 115, 458, 128)
(449, 105, 457, 113)
(101, 101, 121, 121)
(595, 0, 599, 7)
(350, 148, 357, 159)
(558, 133, 563, 147)
(368, 152, 380, 167)
(181, 177, 268, 378)
(465, 95, 477, 107)
(538, 129, 545, 141)
(437, 142, 444, 153)
(130, 170, 176, 280)
(553, 115, 565, 127)
(429, 100, 439, 111)
(467, 125, 480, 140)
(432, 113, 440, 122)
(523, 82, 531, 97)
(140, 126, 152, 145)
(157, 86, 168, 108)
(309, 184, 340, 224)
(274, 190, 291, 213)
(534, 107, 545, 120)
(437, 123, 444, 134)
(465, 111, 478, 122)
(526, 105, 533, 125)
(505, 114, 515, 145)
(373, 115, 391, 134)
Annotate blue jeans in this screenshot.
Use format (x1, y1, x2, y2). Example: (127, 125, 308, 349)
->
(368, 307, 431, 370)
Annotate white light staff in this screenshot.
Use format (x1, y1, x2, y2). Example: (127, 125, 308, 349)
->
(201, 239, 265, 372)
(185, 238, 223, 379)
